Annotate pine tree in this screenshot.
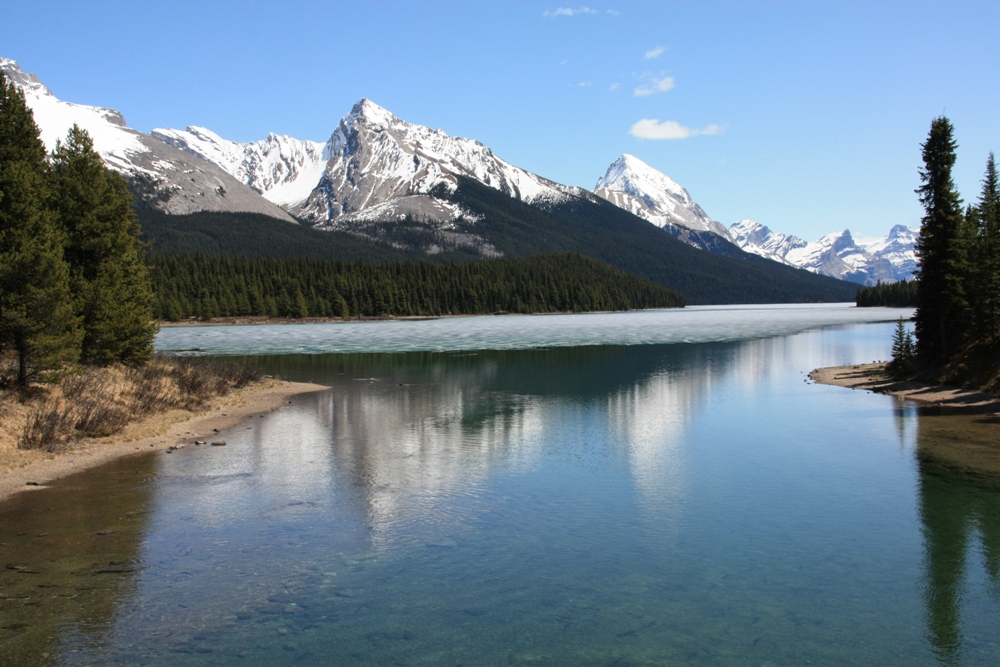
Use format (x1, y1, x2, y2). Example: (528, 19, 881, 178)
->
(49, 125, 157, 366)
(0, 74, 81, 385)
(889, 318, 915, 376)
(914, 117, 968, 365)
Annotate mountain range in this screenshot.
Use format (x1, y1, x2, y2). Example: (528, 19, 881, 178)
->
(3, 57, 881, 303)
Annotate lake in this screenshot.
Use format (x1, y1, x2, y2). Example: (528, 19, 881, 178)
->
(2, 305, 999, 666)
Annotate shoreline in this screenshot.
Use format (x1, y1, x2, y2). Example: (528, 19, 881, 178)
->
(0, 379, 329, 503)
(809, 362, 1000, 414)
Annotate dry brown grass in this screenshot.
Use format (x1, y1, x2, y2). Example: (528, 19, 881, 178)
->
(0, 356, 261, 462)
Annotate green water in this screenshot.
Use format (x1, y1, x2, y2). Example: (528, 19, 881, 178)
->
(1, 321, 999, 665)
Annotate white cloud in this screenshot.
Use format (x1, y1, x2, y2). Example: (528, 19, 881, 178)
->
(577, 81, 592, 87)
(633, 74, 675, 97)
(609, 82, 621, 92)
(644, 46, 665, 60)
(543, 6, 599, 17)
(606, 8, 620, 15)
(629, 119, 725, 140)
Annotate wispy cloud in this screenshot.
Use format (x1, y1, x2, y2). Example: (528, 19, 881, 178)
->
(629, 119, 725, 140)
(644, 46, 665, 60)
(609, 82, 621, 92)
(543, 6, 599, 17)
(633, 73, 675, 97)
(577, 81, 592, 87)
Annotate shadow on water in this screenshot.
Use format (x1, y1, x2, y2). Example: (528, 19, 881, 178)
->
(0, 455, 154, 666)
(916, 411, 1000, 665)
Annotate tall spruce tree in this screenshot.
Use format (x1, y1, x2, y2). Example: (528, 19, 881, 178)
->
(0, 74, 80, 386)
(914, 117, 968, 365)
(972, 153, 1000, 336)
(49, 125, 157, 366)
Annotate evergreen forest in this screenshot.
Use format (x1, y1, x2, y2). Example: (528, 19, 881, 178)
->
(149, 253, 685, 321)
(856, 279, 918, 308)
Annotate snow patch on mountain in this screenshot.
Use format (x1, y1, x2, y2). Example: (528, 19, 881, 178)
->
(151, 126, 328, 208)
(2, 57, 149, 172)
(314, 194, 500, 258)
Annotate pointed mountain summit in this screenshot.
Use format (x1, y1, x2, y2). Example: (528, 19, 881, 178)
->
(0, 58, 294, 222)
(299, 98, 577, 225)
(594, 154, 733, 251)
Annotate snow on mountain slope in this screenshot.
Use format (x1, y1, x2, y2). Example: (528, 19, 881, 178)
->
(728, 219, 807, 263)
(858, 225, 919, 279)
(729, 219, 917, 285)
(1, 57, 295, 222)
(151, 126, 328, 208)
(593, 154, 733, 249)
(154, 98, 579, 229)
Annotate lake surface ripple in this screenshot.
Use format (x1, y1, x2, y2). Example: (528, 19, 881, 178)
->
(3, 306, 999, 666)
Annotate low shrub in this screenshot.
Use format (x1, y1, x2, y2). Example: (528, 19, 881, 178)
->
(19, 401, 75, 452)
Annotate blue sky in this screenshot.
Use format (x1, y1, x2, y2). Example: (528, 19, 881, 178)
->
(3, 0, 998, 240)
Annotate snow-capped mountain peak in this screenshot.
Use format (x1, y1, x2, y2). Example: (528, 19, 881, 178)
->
(2, 57, 296, 222)
(344, 97, 398, 128)
(596, 154, 690, 205)
(593, 154, 732, 249)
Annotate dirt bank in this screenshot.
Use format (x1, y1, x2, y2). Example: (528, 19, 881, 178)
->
(0, 380, 328, 503)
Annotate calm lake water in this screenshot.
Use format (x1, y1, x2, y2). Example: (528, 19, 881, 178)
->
(3, 305, 1000, 666)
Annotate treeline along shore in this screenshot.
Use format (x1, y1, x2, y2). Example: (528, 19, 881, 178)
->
(149, 253, 686, 321)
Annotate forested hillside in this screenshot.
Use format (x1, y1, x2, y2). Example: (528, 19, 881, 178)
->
(445, 177, 859, 304)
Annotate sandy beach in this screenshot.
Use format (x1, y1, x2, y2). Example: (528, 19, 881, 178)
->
(0, 379, 328, 503)
(809, 362, 1000, 414)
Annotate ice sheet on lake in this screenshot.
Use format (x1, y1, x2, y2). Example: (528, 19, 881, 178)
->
(155, 304, 914, 356)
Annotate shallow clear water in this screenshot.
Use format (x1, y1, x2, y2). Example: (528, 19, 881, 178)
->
(3, 308, 999, 666)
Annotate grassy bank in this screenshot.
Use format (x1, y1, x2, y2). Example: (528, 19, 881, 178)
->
(0, 356, 260, 469)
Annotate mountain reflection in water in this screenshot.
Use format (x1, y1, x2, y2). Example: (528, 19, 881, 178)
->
(0, 322, 997, 666)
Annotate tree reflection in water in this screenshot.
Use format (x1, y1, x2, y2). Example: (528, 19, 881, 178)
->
(916, 411, 1000, 665)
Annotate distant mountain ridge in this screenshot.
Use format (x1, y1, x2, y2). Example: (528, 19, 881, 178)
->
(728, 219, 917, 285)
